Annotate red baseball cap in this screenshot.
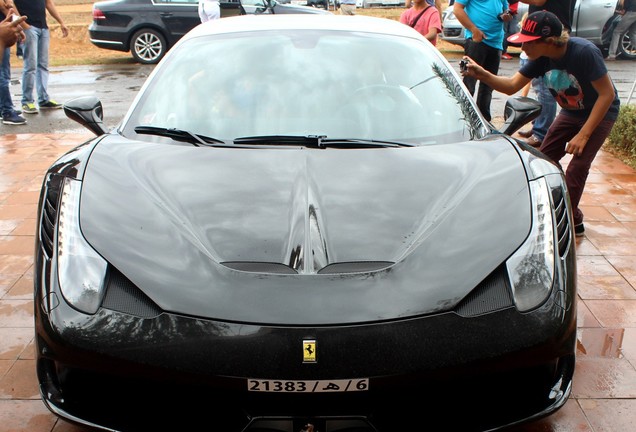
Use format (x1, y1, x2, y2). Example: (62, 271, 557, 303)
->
(507, 10, 563, 43)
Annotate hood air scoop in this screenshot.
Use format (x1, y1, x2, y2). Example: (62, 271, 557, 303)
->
(221, 180, 394, 275)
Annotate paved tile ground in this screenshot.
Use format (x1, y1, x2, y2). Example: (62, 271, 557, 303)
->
(0, 132, 635, 431)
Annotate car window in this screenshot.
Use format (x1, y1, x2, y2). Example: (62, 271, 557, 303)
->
(241, 0, 268, 7)
(123, 30, 486, 145)
(154, 0, 199, 4)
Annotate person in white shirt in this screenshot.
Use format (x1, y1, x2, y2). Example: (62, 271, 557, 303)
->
(199, 0, 220, 22)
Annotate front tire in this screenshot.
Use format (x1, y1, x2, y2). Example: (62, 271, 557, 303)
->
(618, 23, 636, 60)
(130, 29, 167, 65)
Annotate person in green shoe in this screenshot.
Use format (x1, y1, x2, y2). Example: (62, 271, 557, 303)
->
(14, 0, 68, 114)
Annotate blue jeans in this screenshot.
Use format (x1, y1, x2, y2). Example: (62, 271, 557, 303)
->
(0, 47, 17, 117)
(21, 26, 51, 106)
(531, 77, 557, 141)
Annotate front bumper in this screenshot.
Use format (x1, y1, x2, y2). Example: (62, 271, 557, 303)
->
(36, 272, 576, 432)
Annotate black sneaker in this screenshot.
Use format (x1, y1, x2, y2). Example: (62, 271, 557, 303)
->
(39, 100, 63, 109)
(574, 223, 585, 237)
(2, 112, 27, 125)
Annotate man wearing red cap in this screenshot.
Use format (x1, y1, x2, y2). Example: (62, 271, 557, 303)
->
(460, 10, 620, 238)
(516, 0, 575, 147)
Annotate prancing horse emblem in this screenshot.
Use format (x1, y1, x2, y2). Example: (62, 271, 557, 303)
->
(303, 339, 316, 363)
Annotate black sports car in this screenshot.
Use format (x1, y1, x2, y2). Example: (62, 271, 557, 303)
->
(88, 0, 330, 64)
(36, 14, 577, 432)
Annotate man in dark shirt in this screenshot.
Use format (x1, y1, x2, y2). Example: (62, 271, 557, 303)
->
(14, 0, 68, 115)
(517, 0, 575, 147)
(462, 10, 620, 238)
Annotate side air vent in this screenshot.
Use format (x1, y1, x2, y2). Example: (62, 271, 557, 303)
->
(102, 267, 162, 318)
(39, 175, 62, 259)
(551, 186, 571, 257)
(454, 265, 514, 317)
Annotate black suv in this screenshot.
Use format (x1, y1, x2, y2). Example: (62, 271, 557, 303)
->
(89, 0, 331, 64)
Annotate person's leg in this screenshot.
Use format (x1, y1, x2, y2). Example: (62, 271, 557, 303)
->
(21, 26, 40, 109)
(539, 113, 615, 226)
(36, 28, 51, 105)
(0, 47, 14, 116)
(462, 38, 486, 96)
(608, 12, 636, 58)
(502, 21, 509, 55)
(564, 118, 614, 225)
(538, 113, 576, 169)
(16, 40, 23, 58)
(474, 44, 500, 122)
(530, 77, 556, 141)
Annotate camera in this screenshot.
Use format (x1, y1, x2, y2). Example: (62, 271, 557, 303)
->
(498, 10, 511, 21)
(459, 59, 468, 73)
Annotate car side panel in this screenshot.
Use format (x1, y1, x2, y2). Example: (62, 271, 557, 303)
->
(572, 0, 617, 44)
(153, 1, 201, 44)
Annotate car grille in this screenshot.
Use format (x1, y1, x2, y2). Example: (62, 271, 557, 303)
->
(551, 186, 571, 258)
(39, 174, 62, 259)
(443, 28, 462, 37)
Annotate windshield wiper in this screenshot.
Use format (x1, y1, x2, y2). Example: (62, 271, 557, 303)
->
(320, 138, 414, 148)
(134, 126, 230, 147)
(233, 135, 413, 148)
(233, 135, 328, 147)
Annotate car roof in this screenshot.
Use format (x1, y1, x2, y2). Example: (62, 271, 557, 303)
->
(185, 14, 423, 40)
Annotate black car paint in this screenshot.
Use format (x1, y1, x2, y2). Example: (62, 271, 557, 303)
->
(34, 127, 576, 431)
(76, 136, 533, 324)
(35, 146, 576, 427)
(35, 19, 576, 431)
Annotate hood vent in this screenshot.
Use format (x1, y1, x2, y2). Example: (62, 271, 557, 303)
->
(221, 261, 394, 275)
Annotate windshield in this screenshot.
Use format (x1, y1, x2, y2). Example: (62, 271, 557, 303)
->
(122, 30, 487, 145)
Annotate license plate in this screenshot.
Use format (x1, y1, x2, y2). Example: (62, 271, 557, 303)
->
(247, 378, 369, 393)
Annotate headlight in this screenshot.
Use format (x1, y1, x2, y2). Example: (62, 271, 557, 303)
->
(57, 177, 108, 314)
(506, 178, 555, 312)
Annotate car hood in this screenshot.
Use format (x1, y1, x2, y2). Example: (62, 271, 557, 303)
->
(80, 137, 531, 324)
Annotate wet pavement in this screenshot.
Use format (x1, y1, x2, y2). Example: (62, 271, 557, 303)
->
(0, 58, 635, 431)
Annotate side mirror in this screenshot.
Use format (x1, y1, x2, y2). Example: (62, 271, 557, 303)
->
(63, 96, 108, 136)
(499, 96, 542, 137)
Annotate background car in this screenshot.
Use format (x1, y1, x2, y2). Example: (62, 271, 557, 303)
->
(356, 0, 405, 7)
(89, 0, 330, 64)
(37, 13, 577, 432)
(441, 0, 633, 59)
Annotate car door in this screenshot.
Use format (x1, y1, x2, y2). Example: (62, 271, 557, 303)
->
(153, 0, 201, 44)
(572, 0, 618, 44)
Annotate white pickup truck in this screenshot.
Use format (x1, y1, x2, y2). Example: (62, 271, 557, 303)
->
(441, 0, 635, 60)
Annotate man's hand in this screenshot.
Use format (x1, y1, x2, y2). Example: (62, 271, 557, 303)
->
(565, 135, 588, 157)
(471, 28, 485, 43)
(0, 9, 26, 47)
(500, 11, 513, 22)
